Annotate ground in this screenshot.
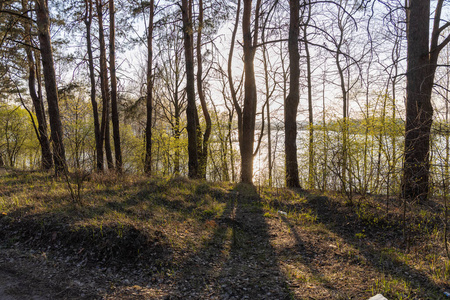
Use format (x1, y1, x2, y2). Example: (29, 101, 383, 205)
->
(0, 171, 449, 299)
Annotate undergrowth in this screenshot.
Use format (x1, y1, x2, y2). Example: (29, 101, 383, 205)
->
(0, 171, 448, 299)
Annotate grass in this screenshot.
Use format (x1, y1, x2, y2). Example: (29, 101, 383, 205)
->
(0, 172, 232, 266)
(0, 171, 449, 299)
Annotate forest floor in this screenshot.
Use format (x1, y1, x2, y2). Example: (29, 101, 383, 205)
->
(0, 170, 449, 299)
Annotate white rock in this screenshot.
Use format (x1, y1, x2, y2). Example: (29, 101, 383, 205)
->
(369, 294, 388, 300)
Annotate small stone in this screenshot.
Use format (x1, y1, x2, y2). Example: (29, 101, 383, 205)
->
(369, 294, 388, 300)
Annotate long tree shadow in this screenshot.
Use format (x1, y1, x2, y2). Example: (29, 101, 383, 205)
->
(277, 212, 346, 298)
(285, 190, 445, 298)
(165, 183, 292, 299)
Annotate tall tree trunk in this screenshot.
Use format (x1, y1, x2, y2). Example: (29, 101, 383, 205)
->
(322, 68, 328, 191)
(363, 68, 370, 194)
(284, 0, 300, 188)
(266, 95, 272, 187)
(261, 24, 272, 187)
(144, 0, 154, 175)
(197, 0, 211, 179)
(227, 0, 241, 184)
(22, 0, 53, 170)
(173, 60, 181, 175)
(85, 0, 102, 172)
(109, 0, 122, 173)
(240, 0, 260, 184)
(304, 2, 314, 189)
(403, 0, 441, 202)
(35, 0, 66, 175)
(403, 0, 432, 202)
(391, 38, 400, 196)
(96, 0, 114, 170)
(336, 38, 348, 194)
(26, 46, 53, 171)
(181, 0, 200, 178)
(228, 0, 242, 149)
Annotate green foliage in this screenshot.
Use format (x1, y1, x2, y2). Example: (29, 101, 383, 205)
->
(0, 104, 39, 168)
(313, 116, 403, 137)
(151, 120, 188, 176)
(120, 123, 145, 172)
(60, 90, 95, 170)
(299, 93, 404, 195)
(355, 231, 366, 239)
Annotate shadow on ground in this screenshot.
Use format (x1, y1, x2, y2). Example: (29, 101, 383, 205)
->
(164, 183, 292, 299)
(282, 190, 445, 299)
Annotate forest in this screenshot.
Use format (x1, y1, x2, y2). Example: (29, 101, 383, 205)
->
(1, 0, 450, 299)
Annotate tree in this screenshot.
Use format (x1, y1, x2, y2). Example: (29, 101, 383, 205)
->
(240, 0, 261, 184)
(109, 0, 122, 173)
(96, 0, 114, 170)
(260, 23, 274, 187)
(59, 88, 94, 170)
(181, 0, 200, 178)
(403, 0, 450, 202)
(21, 0, 53, 170)
(144, 0, 154, 175)
(84, 0, 103, 172)
(322, 1, 365, 196)
(303, 0, 314, 189)
(196, 0, 212, 179)
(35, 0, 67, 175)
(227, 0, 241, 183)
(0, 105, 36, 168)
(284, 0, 300, 188)
(153, 18, 187, 175)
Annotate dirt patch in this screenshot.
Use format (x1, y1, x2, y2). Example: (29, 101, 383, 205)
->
(0, 248, 102, 299)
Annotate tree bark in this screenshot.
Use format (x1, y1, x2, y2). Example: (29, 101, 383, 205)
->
(402, 0, 434, 202)
(304, 2, 314, 189)
(261, 20, 272, 187)
(35, 0, 66, 175)
(228, 0, 242, 142)
(96, 0, 114, 170)
(85, 0, 103, 172)
(284, 0, 300, 188)
(335, 7, 349, 195)
(181, 0, 200, 178)
(402, 0, 450, 202)
(240, 0, 260, 184)
(197, 0, 211, 179)
(109, 0, 122, 173)
(173, 52, 182, 175)
(144, 0, 154, 175)
(22, 0, 53, 171)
